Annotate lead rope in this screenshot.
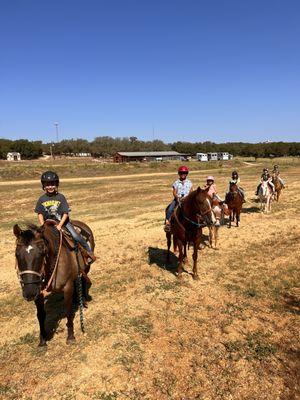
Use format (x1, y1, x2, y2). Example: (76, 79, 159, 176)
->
(75, 244, 85, 333)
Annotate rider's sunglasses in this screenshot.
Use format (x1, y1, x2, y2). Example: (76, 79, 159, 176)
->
(179, 172, 188, 175)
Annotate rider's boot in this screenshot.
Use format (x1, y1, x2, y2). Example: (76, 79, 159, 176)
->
(164, 220, 171, 232)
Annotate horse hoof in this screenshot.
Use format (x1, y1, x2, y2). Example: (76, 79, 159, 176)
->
(193, 274, 199, 281)
(38, 341, 47, 347)
(66, 336, 76, 344)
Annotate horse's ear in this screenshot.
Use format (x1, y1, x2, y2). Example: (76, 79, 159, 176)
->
(197, 186, 201, 193)
(13, 224, 22, 238)
(203, 186, 210, 193)
(35, 226, 45, 239)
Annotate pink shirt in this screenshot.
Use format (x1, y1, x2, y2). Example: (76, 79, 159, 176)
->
(206, 184, 218, 199)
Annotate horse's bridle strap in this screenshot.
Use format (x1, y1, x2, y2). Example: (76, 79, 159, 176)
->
(19, 270, 43, 277)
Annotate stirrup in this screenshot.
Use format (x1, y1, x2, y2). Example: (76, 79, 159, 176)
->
(164, 224, 171, 232)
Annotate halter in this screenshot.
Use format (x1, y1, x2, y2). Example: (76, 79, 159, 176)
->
(15, 237, 45, 286)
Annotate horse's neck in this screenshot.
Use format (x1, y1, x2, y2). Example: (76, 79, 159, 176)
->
(182, 192, 203, 217)
(261, 182, 270, 196)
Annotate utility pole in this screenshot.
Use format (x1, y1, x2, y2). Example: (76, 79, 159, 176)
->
(54, 122, 59, 143)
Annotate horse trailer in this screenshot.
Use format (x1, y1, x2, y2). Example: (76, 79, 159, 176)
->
(217, 152, 229, 160)
(196, 153, 208, 162)
(207, 152, 218, 161)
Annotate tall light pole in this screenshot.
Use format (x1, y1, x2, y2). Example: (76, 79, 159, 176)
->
(54, 122, 59, 143)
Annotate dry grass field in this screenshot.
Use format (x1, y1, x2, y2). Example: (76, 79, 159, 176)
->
(0, 158, 299, 400)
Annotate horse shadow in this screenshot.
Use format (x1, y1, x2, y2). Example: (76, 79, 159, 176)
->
(44, 293, 67, 340)
(148, 246, 178, 275)
(242, 205, 261, 213)
(44, 280, 89, 341)
(148, 234, 211, 276)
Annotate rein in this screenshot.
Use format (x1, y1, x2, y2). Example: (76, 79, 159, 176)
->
(174, 201, 211, 231)
(43, 229, 63, 293)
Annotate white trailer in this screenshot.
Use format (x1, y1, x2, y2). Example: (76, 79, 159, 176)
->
(217, 152, 229, 160)
(207, 152, 218, 161)
(196, 153, 208, 162)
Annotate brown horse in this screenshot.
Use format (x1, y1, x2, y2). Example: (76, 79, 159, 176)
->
(166, 187, 215, 280)
(225, 182, 243, 228)
(13, 220, 95, 346)
(272, 176, 283, 202)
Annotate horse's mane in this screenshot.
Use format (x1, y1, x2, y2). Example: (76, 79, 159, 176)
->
(17, 224, 40, 246)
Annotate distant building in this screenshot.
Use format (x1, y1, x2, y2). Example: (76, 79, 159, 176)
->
(113, 151, 189, 163)
(7, 152, 21, 161)
(196, 153, 208, 162)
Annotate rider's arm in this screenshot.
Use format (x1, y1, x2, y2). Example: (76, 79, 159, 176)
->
(38, 213, 44, 226)
(57, 213, 68, 230)
(172, 187, 177, 197)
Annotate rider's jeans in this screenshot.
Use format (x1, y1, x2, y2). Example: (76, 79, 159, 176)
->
(166, 199, 177, 221)
(65, 222, 91, 252)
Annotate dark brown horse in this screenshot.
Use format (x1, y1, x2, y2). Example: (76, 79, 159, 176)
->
(13, 220, 95, 346)
(225, 182, 243, 228)
(166, 187, 215, 280)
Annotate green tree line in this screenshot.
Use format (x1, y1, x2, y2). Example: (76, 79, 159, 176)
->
(0, 137, 299, 159)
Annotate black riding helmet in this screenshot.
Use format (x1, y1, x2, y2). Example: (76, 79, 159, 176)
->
(41, 171, 59, 188)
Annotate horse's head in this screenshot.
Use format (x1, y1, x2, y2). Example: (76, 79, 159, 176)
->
(229, 181, 238, 192)
(260, 180, 270, 197)
(194, 187, 216, 226)
(13, 224, 47, 301)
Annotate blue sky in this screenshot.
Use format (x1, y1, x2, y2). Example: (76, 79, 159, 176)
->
(1, 0, 299, 143)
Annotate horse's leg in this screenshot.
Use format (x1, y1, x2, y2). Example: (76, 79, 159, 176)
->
(64, 281, 76, 343)
(166, 232, 171, 263)
(173, 237, 178, 253)
(228, 211, 232, 228)
(177, 240, 184, 278)
(214, 226, 219, 249)
(35, 294, 47, 347)
(209, 226, 213, 248)
(192, 239, 201, 280)
(277, 190, 280, 202)
(183, 242, 188, 263)
(236, 209, 240, 227)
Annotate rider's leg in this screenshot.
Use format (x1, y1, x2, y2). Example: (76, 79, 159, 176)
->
(65, 222, 96, 261)
(255, 184, 261, 195)
(166, 199, 177, 223)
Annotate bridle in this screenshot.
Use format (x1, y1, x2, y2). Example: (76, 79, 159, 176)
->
(178, 196, 213, 229)
(15, 239, 47, 287)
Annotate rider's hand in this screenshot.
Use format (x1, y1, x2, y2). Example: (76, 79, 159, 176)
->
(56, 224, 62, 231)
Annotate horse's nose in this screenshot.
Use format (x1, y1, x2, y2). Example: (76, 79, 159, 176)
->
(22, 285, 40, 302)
